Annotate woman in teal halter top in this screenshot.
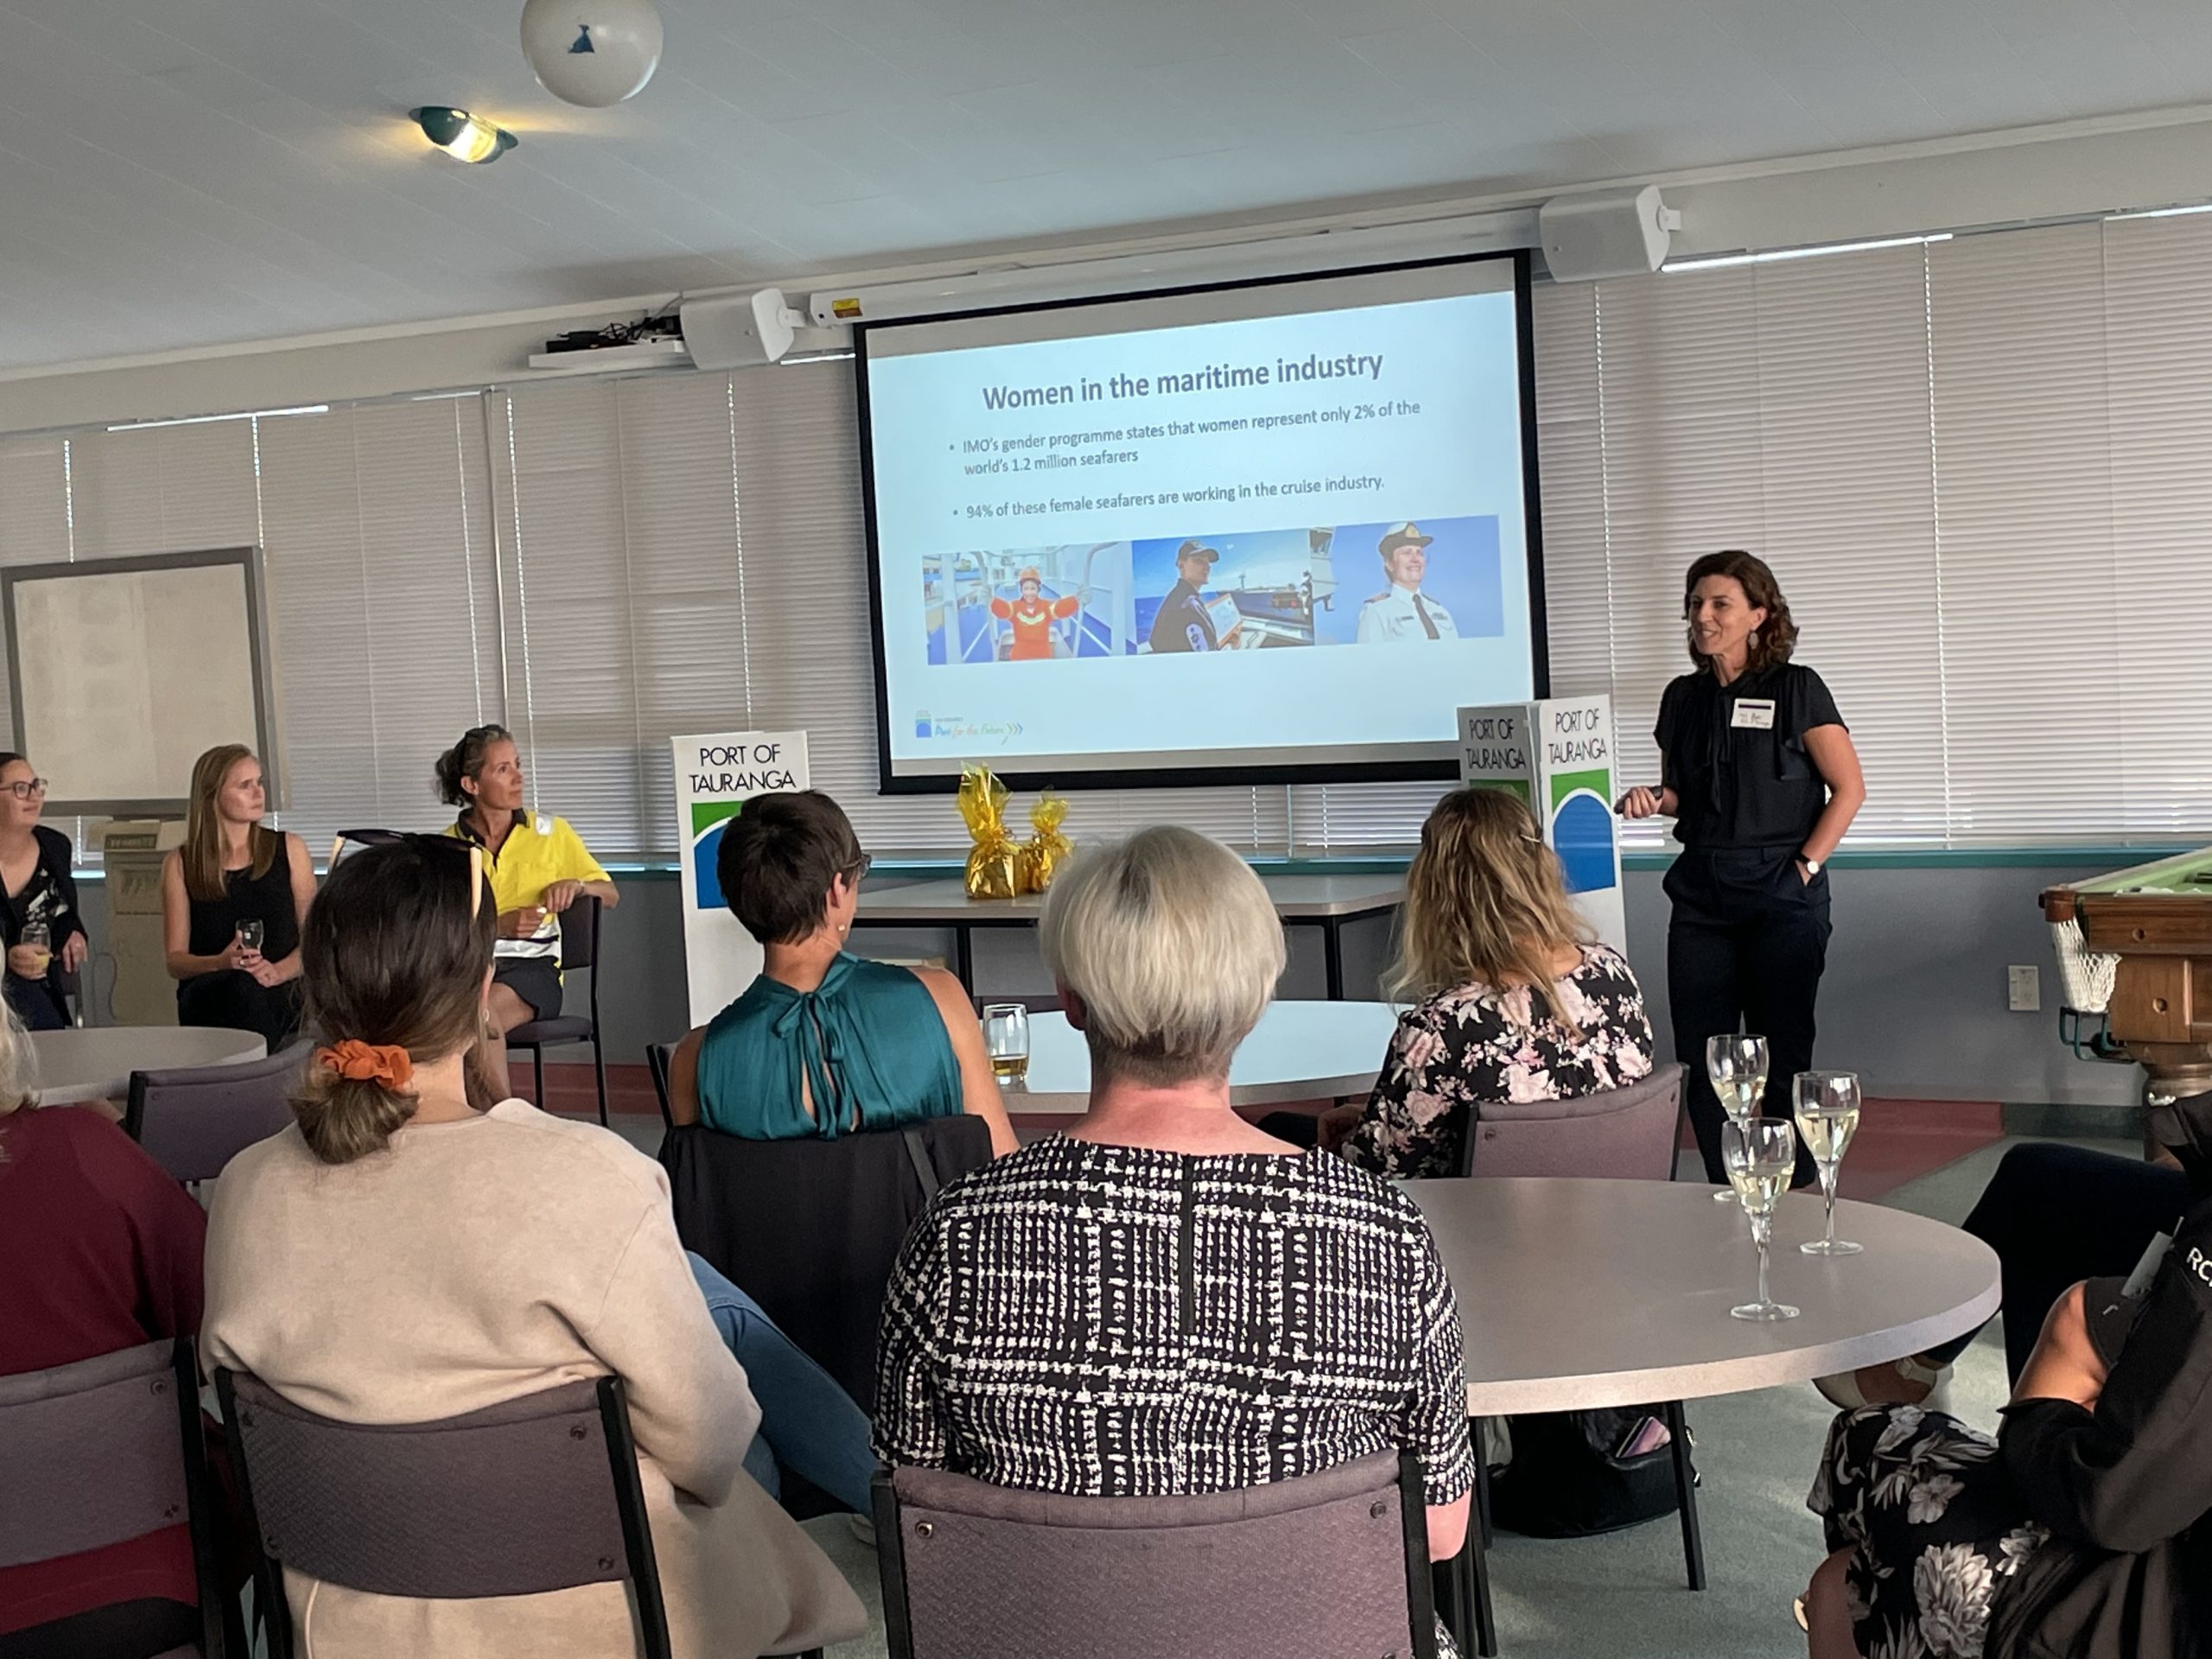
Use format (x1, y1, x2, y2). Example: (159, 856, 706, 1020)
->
(670, 791, 1016, 1154)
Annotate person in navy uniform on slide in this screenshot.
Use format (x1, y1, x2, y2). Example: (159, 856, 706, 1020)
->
(1355, 522, 1459, 643)
(1147, 540, 1240, 653)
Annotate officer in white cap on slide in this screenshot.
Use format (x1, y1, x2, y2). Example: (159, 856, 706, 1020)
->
(1355, 522, 1458, 643)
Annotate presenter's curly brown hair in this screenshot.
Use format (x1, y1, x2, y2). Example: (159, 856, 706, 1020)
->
(1683, 550, 1796, 672)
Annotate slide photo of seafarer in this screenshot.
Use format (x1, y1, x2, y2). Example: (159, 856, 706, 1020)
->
(923, 544, 1135, 664)
(1313, 514, 1505, 646)
(1131, 530, 1327, 654)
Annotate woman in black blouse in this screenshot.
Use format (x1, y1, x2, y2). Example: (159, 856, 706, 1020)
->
(0, 753, 86, 1030)
(1618, 551, 1865, 1185)
(875, 826, 1475, 1607)
(161, 744, 316, 1048)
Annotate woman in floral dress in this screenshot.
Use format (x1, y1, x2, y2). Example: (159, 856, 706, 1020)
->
(1335, 785, 1656, 1180)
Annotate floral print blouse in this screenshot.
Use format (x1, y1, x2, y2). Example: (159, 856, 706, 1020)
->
(1341, 944, 1655, 1179)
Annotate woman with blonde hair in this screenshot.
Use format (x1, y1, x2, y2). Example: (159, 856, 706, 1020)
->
(1332, 785, 1654, 1179)
(161, 744, 315, 1048)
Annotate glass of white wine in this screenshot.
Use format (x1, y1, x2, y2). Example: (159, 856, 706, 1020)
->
(236, 918, 265, 956)
(983, 1003, 1029, 1085)
(1794, 1071, 1864, 1257)
(1706, 1033, 1770, 1201)
(1721, 1116, 1800, 1321)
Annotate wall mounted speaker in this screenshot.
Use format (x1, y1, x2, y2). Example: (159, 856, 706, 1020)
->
(1538, 187, 1681, 282)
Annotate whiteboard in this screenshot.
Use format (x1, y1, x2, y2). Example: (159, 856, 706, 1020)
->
(3, 548, 276, 816)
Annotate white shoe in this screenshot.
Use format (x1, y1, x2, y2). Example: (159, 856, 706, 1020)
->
(1815, 1356, 1951, 1413)
(848, 1513, 877, 1548)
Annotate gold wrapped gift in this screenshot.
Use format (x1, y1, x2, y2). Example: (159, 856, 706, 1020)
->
(958, 764, 1020, 899)
(1015, 794, 1074, 894)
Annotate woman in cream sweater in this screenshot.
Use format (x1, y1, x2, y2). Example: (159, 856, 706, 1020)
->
(202, 836, 863, 1659)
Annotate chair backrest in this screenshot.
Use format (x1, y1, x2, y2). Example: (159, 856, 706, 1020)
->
(214, 1369, 669, 1659)
(1458, 1062, 1685, 1181)
(875, 1451, 1436, 1659)
(644, 1043, 675, 1130)
(660, 1113, 994, 1411)
(124, 1040, 315, 1185)
(558, 896, 601, 974)
(0, 1338, 226, 1656)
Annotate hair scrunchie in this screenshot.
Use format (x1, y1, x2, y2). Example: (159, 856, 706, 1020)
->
(314, 1039, 415, 1089)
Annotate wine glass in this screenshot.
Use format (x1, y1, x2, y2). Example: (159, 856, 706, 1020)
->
(1721, 1116, 1801, 1321)
(1794, 1071, 1865, 1256)
(19, 921, 50, 976)
(1706, 1033, 1770, 1201)
(235, 918, 265, 956)
(982, 1004, 1029, 1085)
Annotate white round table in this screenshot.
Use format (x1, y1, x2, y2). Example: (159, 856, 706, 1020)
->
(1002, 1000, 1402, 1115)
(1408, 1176, 2001, 1415)
(28, 1027, 269, 1107)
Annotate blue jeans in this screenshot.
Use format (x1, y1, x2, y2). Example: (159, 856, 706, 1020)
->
(686, 1253, 877, 1515)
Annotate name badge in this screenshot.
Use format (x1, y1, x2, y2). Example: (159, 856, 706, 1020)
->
(1731, 699, 1776, 730)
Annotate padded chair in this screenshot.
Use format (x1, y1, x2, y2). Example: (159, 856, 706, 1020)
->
(1455, 1062, 1686, 1181)
(645, 1041, 676, 1131)
(874, 1451, 1437, 1659)
(214, 1368, 820, 1659)
(506, 896, 609, 1126)
(1445, 1062, 1699, 1657)
(124, 1040, 315, 1185)
(661, 1113, 994, 1413)
(0, 1338, 233, 1658)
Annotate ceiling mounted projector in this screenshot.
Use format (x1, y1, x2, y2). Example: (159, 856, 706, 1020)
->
(1538, 186, 1681, 282)
(682, 289, 805, 368)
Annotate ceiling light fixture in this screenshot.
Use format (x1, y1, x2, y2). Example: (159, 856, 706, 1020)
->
(1663, 232, 1951, 273)
(410, 106, 518, 164)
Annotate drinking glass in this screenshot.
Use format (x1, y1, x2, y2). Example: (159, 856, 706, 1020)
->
(236, 919, 265, 955)
(982, 1003, 1029, 1084)
(1721, 1116, 1800, 1321)
(1706, 1033, 1770, 1201)
(1794, 1071, 1865, 1257)
(19, 921, 49, 976)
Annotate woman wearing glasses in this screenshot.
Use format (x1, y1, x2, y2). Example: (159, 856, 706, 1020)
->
(161, 744, 316, 1047)
(0, 754, 87, 1030)
(435, 725, 619, 1098)
(667, 790, 1015, 1153)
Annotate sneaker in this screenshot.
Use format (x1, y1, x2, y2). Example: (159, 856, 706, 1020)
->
(848, 1513, 876, 1548)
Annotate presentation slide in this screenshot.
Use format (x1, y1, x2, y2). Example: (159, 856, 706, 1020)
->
(861, 256, 1541, 786)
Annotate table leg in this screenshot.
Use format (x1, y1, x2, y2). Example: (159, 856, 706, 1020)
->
(1322, 917, 1345, 1001)
(954, 926, 974, 993)
(1665, 1400, 1706, 1592)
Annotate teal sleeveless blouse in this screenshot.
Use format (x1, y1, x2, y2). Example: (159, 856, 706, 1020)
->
(695, 953, 963, 1140)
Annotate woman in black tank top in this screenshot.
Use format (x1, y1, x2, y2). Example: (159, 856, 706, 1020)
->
(161, 746, 317, 1050)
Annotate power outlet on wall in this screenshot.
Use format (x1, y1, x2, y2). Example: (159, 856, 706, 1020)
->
(2007, 965, 2041, 1013)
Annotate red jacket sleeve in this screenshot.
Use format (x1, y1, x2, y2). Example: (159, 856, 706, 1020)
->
(1052, 595, 1079, 619)
(989, 597, 1012, 619)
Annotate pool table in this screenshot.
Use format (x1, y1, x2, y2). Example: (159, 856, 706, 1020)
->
(2043, 846, 2212, 1101)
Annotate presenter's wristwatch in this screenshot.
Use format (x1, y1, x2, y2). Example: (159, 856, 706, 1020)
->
(1798, 854, 1823, 876)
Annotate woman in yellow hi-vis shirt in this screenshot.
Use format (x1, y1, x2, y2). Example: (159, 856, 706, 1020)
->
(436, 724, 619, 1099)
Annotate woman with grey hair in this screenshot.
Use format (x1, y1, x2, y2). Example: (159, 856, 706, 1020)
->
(874, 826, 1476, 1593)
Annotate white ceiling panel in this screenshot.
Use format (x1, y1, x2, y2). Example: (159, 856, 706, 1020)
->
(0, 0, 2209, 369)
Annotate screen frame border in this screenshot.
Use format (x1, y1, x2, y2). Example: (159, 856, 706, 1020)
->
(855, 247, 1549, 797)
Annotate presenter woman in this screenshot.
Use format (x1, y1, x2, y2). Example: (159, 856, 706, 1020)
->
(1618, 551, 1865, 1185)
(436, 724, 618, 1099)
(162, 745, 318, 1047)
(0, 753, 88, 1030)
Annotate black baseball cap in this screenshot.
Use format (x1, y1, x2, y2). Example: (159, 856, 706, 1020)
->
(1175, 540, 1220, 563)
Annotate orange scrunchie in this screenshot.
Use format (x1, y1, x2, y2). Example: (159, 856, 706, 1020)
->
(314, 1039, 415, 1089)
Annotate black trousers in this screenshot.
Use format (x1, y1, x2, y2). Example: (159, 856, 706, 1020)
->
(176, 970, 302, 1051)
(1941, 1141, 2193, 1381)
(1665, 844, 1830, 1185)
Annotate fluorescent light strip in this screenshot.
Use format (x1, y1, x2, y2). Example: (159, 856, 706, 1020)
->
(780, 349, 855, 365)
(107, 404, 328, 432)
(1663, 232, 1952, 274)
(2107, 202, 2212, 221)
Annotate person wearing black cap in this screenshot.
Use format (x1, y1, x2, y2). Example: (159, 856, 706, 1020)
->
(1618, 550, 1866, 1187)
(1146, 540, 1239, 654)
(1800, 1085, 2212, 1659)
(1356, 522, 1458, 643)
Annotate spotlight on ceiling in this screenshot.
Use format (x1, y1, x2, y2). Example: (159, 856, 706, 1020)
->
(410, 106, 518, 164)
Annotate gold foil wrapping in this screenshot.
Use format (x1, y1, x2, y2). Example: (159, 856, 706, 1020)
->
(959, 765, 1020, 899)
(1015, 794, 1073, 894)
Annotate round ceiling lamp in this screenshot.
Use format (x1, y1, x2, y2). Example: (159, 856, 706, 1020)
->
(520, 0, 664, 107)
(411, 106, 518, 163)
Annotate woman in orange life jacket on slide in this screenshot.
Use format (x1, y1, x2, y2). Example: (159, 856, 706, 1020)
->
(989, 566, 1081, 660)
